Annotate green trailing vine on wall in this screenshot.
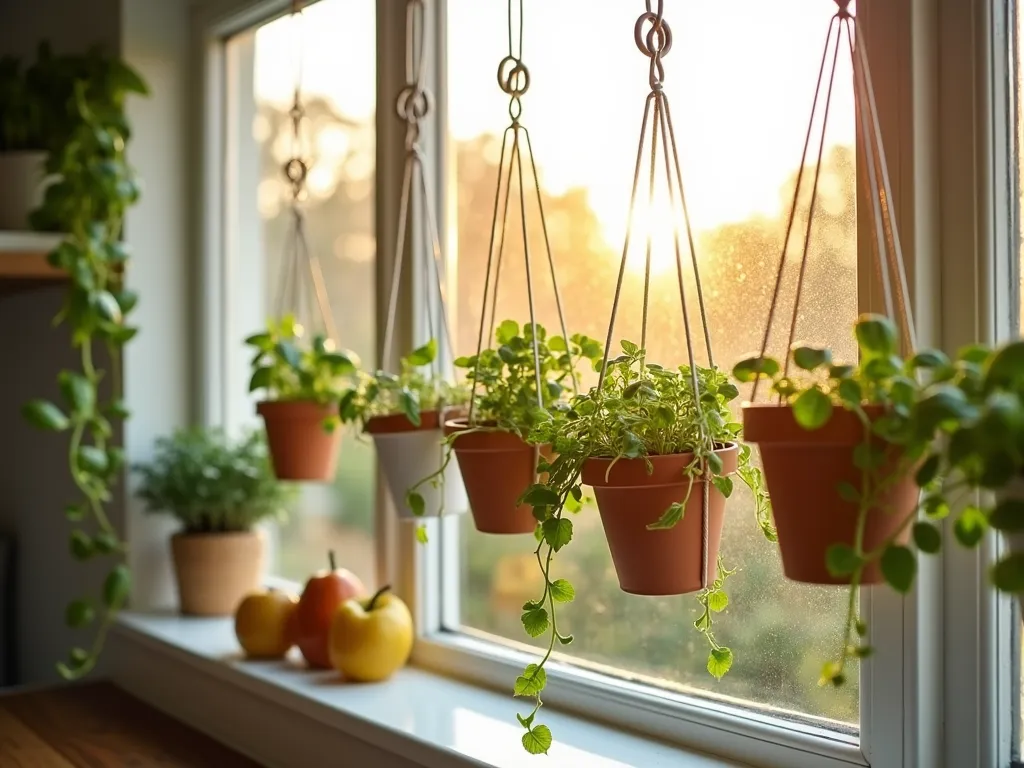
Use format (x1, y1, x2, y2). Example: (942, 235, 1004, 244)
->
(17, 46, 148, 679)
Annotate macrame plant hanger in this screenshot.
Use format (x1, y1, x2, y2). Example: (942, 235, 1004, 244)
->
(380, 0, 453, 380)
(466, 0, 574, 431)
(272, 0, 338, 344)
(593, 0, 717, 590)
(751, 0, 916, 404)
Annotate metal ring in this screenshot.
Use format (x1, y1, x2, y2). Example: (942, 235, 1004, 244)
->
(395, 85, 431, 121)
(508, 97, 523, 123)
(497, 54, 530, 97)
(634, 11, 673, 59)
(283, 158, 308, 185)
(834, 0, 853, 17)
(644, 0, 664, 18)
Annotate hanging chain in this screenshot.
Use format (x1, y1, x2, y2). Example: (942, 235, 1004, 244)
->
(272, 0, 338, 342)
(751, 0, 915, 402)
(381, 0, 454, 378)
(592, 0, 715, 589)
(467, 0, 574, 425)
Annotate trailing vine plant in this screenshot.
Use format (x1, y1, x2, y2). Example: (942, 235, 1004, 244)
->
(732, 314, 981, 686)
(18, 48, 149, 679)
(512, 341, 773, 752)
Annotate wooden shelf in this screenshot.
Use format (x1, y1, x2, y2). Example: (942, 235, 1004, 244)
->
(0, 232, 66, 297)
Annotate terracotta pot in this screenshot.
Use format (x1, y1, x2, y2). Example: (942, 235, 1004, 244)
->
(257, 400, 341, 482)
(170, 530, 264, 616)
(0, 151, 47, 230)
(443, 418, 546, 535)
(366, 409, 468, 519)
(743, 403, 916, 585)
(582, 444, 738, 596)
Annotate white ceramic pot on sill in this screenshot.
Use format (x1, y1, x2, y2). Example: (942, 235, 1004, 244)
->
(0, 151, 47, 230)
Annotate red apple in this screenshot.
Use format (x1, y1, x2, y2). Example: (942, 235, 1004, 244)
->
(295, 550, 366, 669)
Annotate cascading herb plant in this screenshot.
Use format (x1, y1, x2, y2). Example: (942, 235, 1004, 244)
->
(18, 48, 149, 680)
(511, 340, 773, 754)
(405, 319, 603, 519)
(732, 314, 981, 687)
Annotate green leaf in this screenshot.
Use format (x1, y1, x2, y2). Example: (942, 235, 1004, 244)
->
(406, 492, 426, 518)
(521, 606, 550, 637)
(398, 389, 421, 427)
(102, 565, 131, 609)
(93, 531, 120, 554)
(989, 499, 1024, 532)
(275, 340, 302, 369)
(452, 355, 473, 368)
(65, 599, 94, 628)
(855, 314, 897, 357)
(404, 339, 437, 367)
(717, 382, 740, 401)
(880, 545, 916, 593)
(64, 504, 84, 522)
(706, 647, 734, 680)
(983, 340, 1024, 389)
(826, 544, 861, 577)
(513, 663, 547, 696)
(58, 371, 95, 415)
(522, 485, 561, 507)
(924, 495, 951, 520)
(521, 725, 552, 755)
(991, 552, 1024, 592)
(792, 345, 833, 371)
(706, 590, 729, 612)
(837, 378, 862, 406)
(22, 400, 70, 431)
(248, 366, 273, 392)
(647, 501, 685, 530)
(829, 364, 857, 380)
(77, 446, 109, 474)
(837, 481, 860, 503)
(792, 387, 833, 430)
(705, 451, 724, 475)
(910, 350, 950, 370)
(496, 319, 520, 344)
(414, 525, 428, 544)
(912, 522, 942, 554)
(541, 517, 573, 552)
(90, 290, 123, 323)
(915, 454, 941, 487)
(711, 475, 733, 498)
(549, 579, 575, 603)
(954, 506, 988, 548)
(69, 531, 94, 560)
(732, 356, 780, 383)
(852, 443, 885, 470)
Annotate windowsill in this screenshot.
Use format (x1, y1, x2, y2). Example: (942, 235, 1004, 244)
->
(109, 612, 747, 768)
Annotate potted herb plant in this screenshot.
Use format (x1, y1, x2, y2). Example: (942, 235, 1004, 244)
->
(339, 338, 470, 525)
(409, 319, 602, 535)
(134, 428, 293, 616)
(246, 314, 359, 481)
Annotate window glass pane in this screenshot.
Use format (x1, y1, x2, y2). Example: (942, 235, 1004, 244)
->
(449, 0, 858, 728)
(225, 0, 377, 587)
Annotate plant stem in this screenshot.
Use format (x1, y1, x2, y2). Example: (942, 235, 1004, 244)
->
(329, 549, 337, 571)
(366, 584, 391, 611)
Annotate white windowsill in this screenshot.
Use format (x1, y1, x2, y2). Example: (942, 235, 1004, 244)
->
(109, 612, 747, 768)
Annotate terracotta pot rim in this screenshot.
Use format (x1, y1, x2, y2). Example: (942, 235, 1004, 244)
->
(583, 442, 739, 489)
(365, 409, 442, 435)
(172, 529, 261, 540)
(257, 399, 339, 417)
(742, 402, 889, 446)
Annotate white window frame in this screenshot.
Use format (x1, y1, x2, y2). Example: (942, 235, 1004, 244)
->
(193, 0, 1018, 766)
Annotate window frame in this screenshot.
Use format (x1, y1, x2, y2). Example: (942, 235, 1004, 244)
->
(194, 0, 1019, 765)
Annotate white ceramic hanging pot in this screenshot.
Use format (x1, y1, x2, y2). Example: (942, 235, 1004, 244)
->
(997, 476, 1024, 616)
(366, 409, 468, 520)
(0, 151, 47, 230)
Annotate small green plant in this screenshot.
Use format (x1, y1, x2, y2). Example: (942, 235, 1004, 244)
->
(134, 428, 294, 533)
(732, 314, 980, 687)
(246, 313, 359, 424)
(404, 320, 603, 529)
(511, 340, 771, 754)
(338, 338, 469, 429)
(19, 44, 147, 681)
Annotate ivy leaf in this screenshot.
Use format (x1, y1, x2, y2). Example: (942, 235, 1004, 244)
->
(706, 590, 729, 612)
(706, 647, 734, 680)
(792, 346, 832, 371)
(954, 506, 988, 548)
(90, 290, 123, 323)
(69, 531, 94, 560)
(58, 371, 96, 415)
(647, 501, 685, 530)
(855, 314, 897, 357)
(496, 319, 520, 344)
(912, 521, 942, 554)
(549, 579, 575, 603)
(836, 482, 860, 504)
(522, 725, 552, 755)
(248, 366, 273, 393)
(989, 499, 1024, 532)
(405, 339, 437, 367)
(541, 517, 573, 552)
(522, 485, 561, 507)
(275, 340, 302, 369)
(910, 349, 951, 370)
(915, 454, 941, 487)
(516, 711, 535, 729)
(77, 446, 109, 475)
(65, 599, 95, 628)
(826, 544, 861, 577)
(399, 390, 421, 427)
(837, 378, 862, 407)
(22, 400, 70, 431)
(521, 606, 550, 637)
(711, 475, 733, 498)
(414, 525, 428, 544)
(731, 356, 780, 383)
(406, 491, 426, 518)
(924, 495, 951, 520)
(991, 552, 1024, 592)
(513, 664, 547, 696)
(102, 565, 131, 609)
(792, 387, 833, 430)
(880, 545, 916, 593)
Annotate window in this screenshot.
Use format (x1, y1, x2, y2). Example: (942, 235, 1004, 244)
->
(445, 0, 858, 729)
(221, 0, 378, 586)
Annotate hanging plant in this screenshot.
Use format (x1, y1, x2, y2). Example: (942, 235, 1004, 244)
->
(407, 320, 602, 536)
(18, 46, 148, 679)
(247, 314, 358, 481)
(339, 339, 469, 531)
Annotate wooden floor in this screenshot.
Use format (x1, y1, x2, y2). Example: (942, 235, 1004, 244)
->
(0, 681, 262, 767)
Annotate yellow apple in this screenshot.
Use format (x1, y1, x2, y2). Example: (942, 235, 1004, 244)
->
(328, 584, 413, 682)
(234, 587, 299, 659)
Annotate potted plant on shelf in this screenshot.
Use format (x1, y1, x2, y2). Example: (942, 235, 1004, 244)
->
(339, 338, 469, 530)
(509, 340, 774, 749)
(246, 314, 359, 481)
(134, 428, 294, 616)
(408, 319, 602, 535)
(733, 313, 979, 684)
(0, 53, 47, 230)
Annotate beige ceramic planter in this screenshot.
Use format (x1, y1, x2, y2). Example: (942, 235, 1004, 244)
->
(170, 530, 265, 616)
(0, 151, 47, 230)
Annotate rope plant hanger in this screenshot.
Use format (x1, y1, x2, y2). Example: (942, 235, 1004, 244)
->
(733, 0, 956, 688)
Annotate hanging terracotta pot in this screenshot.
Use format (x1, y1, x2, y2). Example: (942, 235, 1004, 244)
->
(366, 409, 468, 520)
(582, 444, 737, 596)
(171, 530, 265, 616)
(257, 400, 341, 482)
(743, 404, 916, 585)
(443, 418, 545, 535)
